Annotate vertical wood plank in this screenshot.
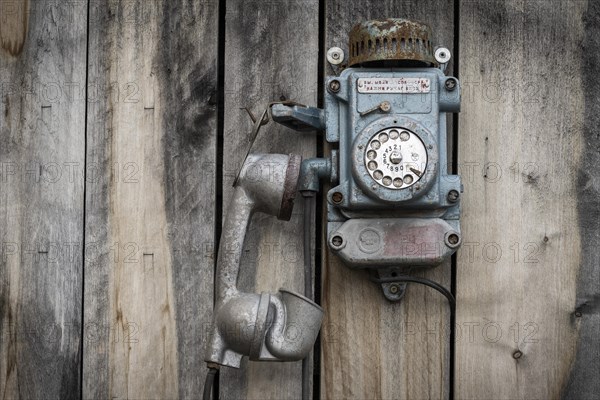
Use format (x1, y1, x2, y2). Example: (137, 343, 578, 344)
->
(563, 1, 600, 398)
(321, 1, 456, 399)
(456, 0, 592, 398)
(0, 0, 86, 398)
(84, 1, 218, 398)
(220, 0, 318, 398)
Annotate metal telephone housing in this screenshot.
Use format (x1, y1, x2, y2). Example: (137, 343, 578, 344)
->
(324, 67, 461, 300)
(273, 18, 463, 300)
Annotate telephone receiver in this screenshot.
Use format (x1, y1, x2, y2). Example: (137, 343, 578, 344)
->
(205, 153, 323, 368)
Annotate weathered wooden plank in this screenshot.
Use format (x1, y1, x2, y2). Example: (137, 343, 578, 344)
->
(563, 2, 600, 398)
(456, 1, 593, 398)
(0, 0, 86, 398)
(321, 1, 456, 399)
(219, 0, 318, 398)
(83, 0, 218, 398)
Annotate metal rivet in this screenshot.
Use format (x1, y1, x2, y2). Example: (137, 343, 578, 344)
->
(332, 192, 343, 203)
(329, 80, 341, 93)
(447, 190, 459, 203)
(389, 284, 400, 294)
(435, 47, 451, 64)
(327, 47, 345, 65)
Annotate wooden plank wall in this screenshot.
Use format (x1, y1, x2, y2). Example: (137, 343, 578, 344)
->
(456, 1, 600, 399)
(0, 1, 86, 398)
(0, 0, 599, 399)
(84, 0, 217, 398)
(321, 1, 456, 399)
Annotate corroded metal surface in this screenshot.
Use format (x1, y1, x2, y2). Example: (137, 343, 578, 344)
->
(205, 153, 323, 368)
(348, 19, 437, 67)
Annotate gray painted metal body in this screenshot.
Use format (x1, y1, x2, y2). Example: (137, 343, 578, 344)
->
(272, 65, 462, 300)
(205, 153, 323, 368)
(324, 67, 462, 299)
(324, 68, 461, 212)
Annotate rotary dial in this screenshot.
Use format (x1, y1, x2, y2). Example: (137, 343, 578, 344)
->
(364, 127, 428, 189)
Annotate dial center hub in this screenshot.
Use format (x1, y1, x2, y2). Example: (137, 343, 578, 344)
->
(390, 151, 402, 164)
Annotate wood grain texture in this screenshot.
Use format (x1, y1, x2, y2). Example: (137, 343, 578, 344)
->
(219, 0, 318, 398)
(321, 1, 456, 399)
(456, 1, 590, 398)
(0, 1, 86, 398)
(83, 1, 218, 398)
(0, 0, 29, 57)
(563, 1, 600, 398)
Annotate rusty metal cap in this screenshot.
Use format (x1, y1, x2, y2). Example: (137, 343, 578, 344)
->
(348, 19, 437, 68)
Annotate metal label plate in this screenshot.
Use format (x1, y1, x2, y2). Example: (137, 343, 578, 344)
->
(357, 77, 431, 94)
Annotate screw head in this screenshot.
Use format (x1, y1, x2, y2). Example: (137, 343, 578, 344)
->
(445, 232, 461, 249)
(379, 101, 391, 112)
(448, 234, 459, 245)
(332, 192, 343, 203)
(329, 80, 341, 93)
(389, 284, 400, 294)
(331, 235, 344, 249)
(447, 190, 460, 202)
(445, 78, 457, 91)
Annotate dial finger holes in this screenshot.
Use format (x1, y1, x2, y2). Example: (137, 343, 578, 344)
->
(364, 127, 427, 190)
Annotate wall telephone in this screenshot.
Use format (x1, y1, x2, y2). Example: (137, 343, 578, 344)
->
(203, 18, 462, 399)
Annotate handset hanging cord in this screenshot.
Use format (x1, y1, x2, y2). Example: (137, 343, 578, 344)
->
(301, 193, 316, 400)
(369, 274, 456, 400)
(202, 365, 218, 400)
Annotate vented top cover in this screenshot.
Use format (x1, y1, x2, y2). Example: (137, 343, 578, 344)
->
(348, 19, 437, 67)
